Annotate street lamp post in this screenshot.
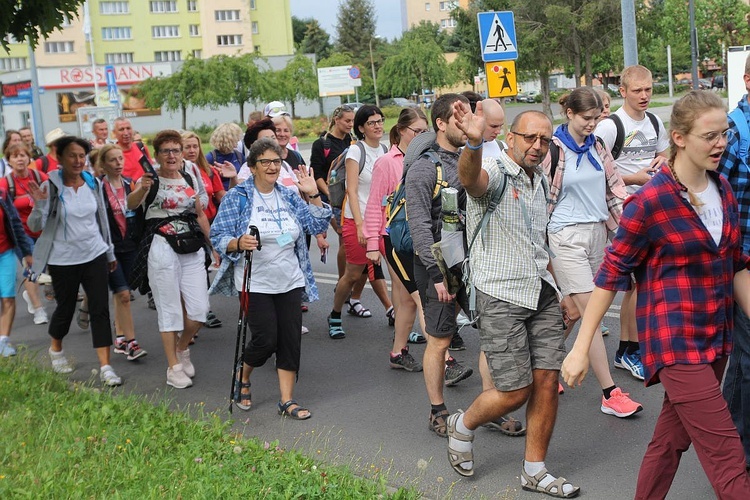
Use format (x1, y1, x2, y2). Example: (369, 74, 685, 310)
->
(369, 36, 380, 107)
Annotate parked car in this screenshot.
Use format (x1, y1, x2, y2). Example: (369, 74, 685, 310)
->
(381, 97, 419, 108)
(516, 91, 537, 103)
(712, 74, 724, 90)
(345, 102, 366, 112)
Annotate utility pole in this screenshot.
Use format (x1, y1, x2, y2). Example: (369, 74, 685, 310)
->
(621, 0, 638, 66)
(689, 0, 700, 89)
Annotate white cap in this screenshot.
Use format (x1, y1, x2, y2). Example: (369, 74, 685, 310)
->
(45, 128, 68, 146)
(264, 101, 289, 117)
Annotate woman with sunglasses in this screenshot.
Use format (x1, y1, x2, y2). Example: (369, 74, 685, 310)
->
(210, 137, 331, 417)
(328, 105, 393, 338)
(563, 91, 750, 498)
(363, 107, 430, 370)
(542, 87, 642, 417)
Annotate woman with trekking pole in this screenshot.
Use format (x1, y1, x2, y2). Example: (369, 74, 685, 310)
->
(209, 137, 331, 418)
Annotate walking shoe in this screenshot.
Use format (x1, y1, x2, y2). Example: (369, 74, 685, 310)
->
(408, 331, 427, 344)
(615, 350, 645, 381)
(0, 337, 16, 357)
(327, 315, 345, 339)
(22, 290, 35, 314)
(389, 347, 423, 372)
(36, 272, 52, 285)
(99, 365, 122, 387)
(176, 348, 195, 378)
(445, 358, 473, 386)
(204, 310, 222, 328)
(601, 387, 643, 418)
(301, 325, 309, 335)
(147, 292, 156, 310)
(600, 322, 609, 336)
(456, 311, 472, 327)
(449, 332, 466, 351)
(127, 340, 147, 361)
(49, 348, 73, 374)
(114, 336, 128, 354)
(386, 307, 395, 326)
(166, 364, 193, 389)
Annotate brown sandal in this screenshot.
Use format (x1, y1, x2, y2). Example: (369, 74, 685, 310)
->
(483, 414, 526, 436)
(429, 409, 449, 438)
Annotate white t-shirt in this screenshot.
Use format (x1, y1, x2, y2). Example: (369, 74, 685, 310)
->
(233, 189, 304, 294)
(692, 178, 724, 246)
(482, 139, 503, 158)
(48, 184, 109, 265)
(595, 107, 669, 194)
(344, 142, 386, 219)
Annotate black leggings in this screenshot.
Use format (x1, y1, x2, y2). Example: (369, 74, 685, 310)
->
(48, 253, 112, 348)
(243, 287, 303, 372)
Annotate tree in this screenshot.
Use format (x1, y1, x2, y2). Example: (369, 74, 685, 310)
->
(291, 16, 311, 47)
(138, 58, 214, 129)
(1, 0, 85, 51)
(265, 54, 319, 117)
(300, 19, 332, 60)
(334, 0, 377, 61)
(208, 54, 270, 122)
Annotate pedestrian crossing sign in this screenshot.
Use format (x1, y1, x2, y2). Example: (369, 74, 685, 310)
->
(477, 11, 518, 62)
(485, 61, 517, 98)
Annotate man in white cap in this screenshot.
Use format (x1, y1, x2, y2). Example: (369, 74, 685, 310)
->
(35, 128, 68, 173)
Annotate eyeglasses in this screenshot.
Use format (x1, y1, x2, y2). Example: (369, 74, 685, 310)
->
(407, 126, 428, 135)
(511, 131, 552, 147)
(158, 148, 182, 156)
(690, 129, 733, 146)
(366, 119, 385, 127)
(255, 158, 283, 167)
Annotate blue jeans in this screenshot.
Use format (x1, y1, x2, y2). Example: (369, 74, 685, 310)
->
(723, 304, 750, 467)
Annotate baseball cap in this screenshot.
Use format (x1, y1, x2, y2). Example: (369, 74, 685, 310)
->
(264, 101, 290, 118)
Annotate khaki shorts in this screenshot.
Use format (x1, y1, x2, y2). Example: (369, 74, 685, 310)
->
(548, 222, 607, 297)
(477, 282, 566, 392)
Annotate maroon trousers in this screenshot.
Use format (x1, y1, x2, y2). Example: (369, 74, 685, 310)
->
(635, 359, 750, 499)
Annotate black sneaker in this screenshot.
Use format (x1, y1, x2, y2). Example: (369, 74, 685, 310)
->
(113, 336, 128, 354)
(449, 332, 466, 351)
(445, 358, 473, 386)
(389, 347, 423, 372)
(205, 311, 222, 328)
(127, 340, 147, 361)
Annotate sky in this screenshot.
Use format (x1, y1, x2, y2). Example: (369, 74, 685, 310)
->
(289, 0, 404, 42)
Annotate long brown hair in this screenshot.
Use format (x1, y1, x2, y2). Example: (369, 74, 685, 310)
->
(389, 107, 428, 146)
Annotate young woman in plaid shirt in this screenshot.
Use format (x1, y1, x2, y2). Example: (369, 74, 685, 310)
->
(563, 91, 750, 497)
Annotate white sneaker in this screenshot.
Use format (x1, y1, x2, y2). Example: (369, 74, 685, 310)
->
(99, 365, 122, 387)
(167, 363, 193, 389)
(33, 307, 48, 325)
(301, 325, 309, 335)
(22, 290, 34, 314)
(0, 337, 16, 357)
(37, 273, 52, 285)
(175, 349, 195, 378)
(49, 348, 74, 373)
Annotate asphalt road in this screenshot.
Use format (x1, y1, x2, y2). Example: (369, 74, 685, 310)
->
(9, 102, 720, 499)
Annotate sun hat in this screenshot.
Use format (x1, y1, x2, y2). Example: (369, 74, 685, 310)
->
(264, 101, 290, 117)
(45, 128, 68, 146)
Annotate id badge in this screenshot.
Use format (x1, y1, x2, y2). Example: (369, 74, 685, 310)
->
(276, 232, 294, 247)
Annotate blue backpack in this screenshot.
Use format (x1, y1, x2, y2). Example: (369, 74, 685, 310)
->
(730, 107, 750, 169)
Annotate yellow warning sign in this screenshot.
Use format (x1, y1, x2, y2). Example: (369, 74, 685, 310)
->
(485, 61, 517, 98)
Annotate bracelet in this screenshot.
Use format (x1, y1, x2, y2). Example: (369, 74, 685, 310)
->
(465, 140, 483, 151)
(309, 193, 321, 199)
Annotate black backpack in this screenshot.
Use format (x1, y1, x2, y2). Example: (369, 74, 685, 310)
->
(607, 112, 660, 160)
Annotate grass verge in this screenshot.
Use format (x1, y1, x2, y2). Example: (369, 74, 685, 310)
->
(0, 357, 418, 499)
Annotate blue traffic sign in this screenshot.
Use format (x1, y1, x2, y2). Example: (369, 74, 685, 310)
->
(348, 66, 360, 79)
(477, 11, 518, 62)
(104, 65, 119, 105)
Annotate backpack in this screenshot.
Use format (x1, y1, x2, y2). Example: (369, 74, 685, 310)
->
(386, 150, 449, 254)
(548, 136, 607, 180)
(608, 112, 660, 160)
(7, 169, 42, 201)
(38, 156, 50, 173)
(210, 149, 244, 169)
(326, 141, 387, 209)
(729, 107, 750, 168)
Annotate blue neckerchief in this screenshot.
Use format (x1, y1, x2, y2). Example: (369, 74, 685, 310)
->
(553, 124, 602, 171)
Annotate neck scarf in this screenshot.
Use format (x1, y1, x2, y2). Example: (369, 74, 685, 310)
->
(553, 124, 602, 171)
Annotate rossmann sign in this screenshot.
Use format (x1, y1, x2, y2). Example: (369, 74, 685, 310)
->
(39, 63, 173, 89)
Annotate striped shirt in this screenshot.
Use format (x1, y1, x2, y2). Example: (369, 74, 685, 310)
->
(466, 152, 558, 309)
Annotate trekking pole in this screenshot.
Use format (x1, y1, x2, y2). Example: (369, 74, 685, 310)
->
(229, 225, 261, 413)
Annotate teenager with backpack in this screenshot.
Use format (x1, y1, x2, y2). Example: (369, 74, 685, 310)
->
(327, 105, 393, 339)
(595, 65, 670, 383)
(27, 136, 121, 386)
(718, 52, 750, 471)
(543, 87, 642, 418)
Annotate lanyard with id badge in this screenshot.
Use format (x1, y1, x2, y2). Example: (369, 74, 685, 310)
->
(256, 189, 294, 248)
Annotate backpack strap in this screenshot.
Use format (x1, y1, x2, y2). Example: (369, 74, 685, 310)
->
(549, 141, 560, 181)
(608, 114, 625, 160)
(730, 107, 750, 161)
(467, 166, 508, 253)
(355, 141, 367, 175)
(646, 111, 660, 140)
(322, 132, 331, 159)
(6, 175, 15, 201)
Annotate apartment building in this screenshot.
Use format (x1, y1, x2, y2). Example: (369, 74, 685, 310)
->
(400, 0, 469, 32)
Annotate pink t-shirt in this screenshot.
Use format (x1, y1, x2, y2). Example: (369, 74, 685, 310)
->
(363, 145, 404, 252)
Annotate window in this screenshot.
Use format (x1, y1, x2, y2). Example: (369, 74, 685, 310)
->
(105, 52, 134, 64)
(61, 15, 73, 27)
(250, 0, 256, 9)
(0, 57, 28, 71)
(101, 27, 132, 40)
(252, 22, 258, 34)
(217, 35, 242, 46)
(439, 1, 457, 11)
(152, 25, 180, 38)
(425, 3, 430, 10)
(254, 45, 260, 53)
(440, 18, 457, 29)
(192, 49, 202, 58)
(187, 0, 198, 12)
(215, 10, 240, 21)
(44, 41, 74, 53)
(154, 50, 181, 61)
(189, 24, 200, 36)
(100, 2, 129, 14)
(150, 1, 177, 13)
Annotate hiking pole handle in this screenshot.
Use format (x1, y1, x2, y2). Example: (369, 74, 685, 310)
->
(246, 225, 261, 258)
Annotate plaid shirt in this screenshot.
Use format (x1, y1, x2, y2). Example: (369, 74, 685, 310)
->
(595, 166, 750, 386)
(718, 96, 750, 253)
(208, 179, 331, 299)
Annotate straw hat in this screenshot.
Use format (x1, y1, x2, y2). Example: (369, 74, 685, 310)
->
(45, 128, 68, 146)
